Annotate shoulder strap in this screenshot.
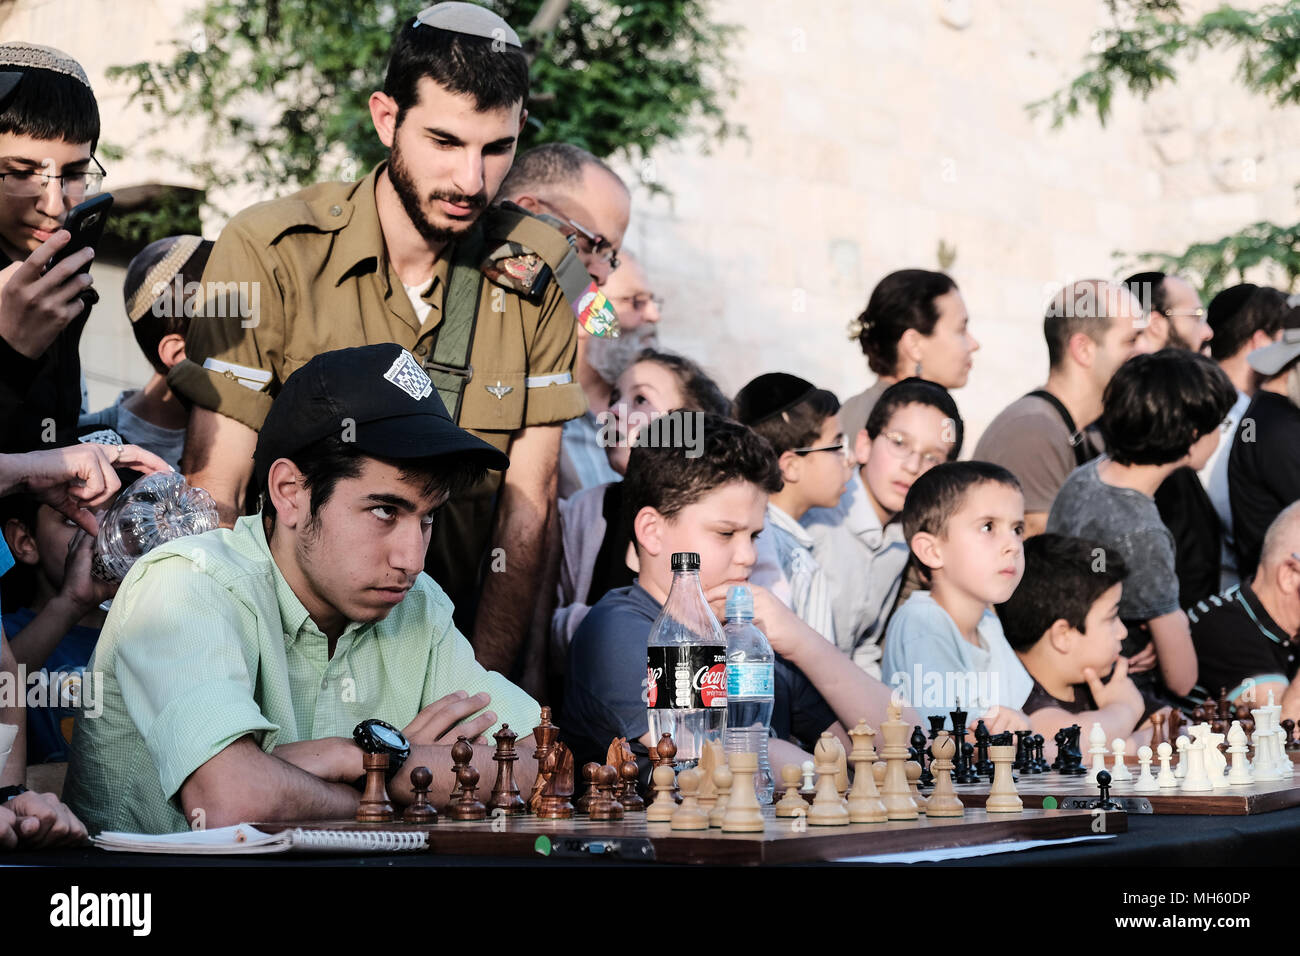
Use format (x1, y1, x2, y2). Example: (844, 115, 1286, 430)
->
(425, 227, 486, 420)
(1026, 389, 1094, 467)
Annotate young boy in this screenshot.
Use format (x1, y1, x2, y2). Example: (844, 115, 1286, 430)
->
(80, 236, 212, 469)
(562, 412, 910, 777)
(997, 533, 1154, 751)
(0, 43, 103, 453)
(881, 461, 1033, 731)
(802, 378, 963, 677)
(1047, 350, 1237, 701)
(0, 436, 129, 763)
(735, 373, 852, 645)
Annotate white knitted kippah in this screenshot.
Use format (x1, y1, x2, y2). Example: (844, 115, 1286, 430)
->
(0, 43, 92, 90)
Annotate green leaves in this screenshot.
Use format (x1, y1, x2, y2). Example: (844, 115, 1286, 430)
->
(1120, 220, 1300, 297)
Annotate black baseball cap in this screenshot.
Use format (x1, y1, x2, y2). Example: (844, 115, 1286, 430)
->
(253, 344, 510, 494)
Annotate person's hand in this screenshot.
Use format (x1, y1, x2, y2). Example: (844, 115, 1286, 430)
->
(6, 443, 172, 534)
(1085, 656, 1144, 716)
(402, 691, 497, 746)
(1125, 642, 1158, 675)
(58, 527, 118, 613)
(0, 230, 96, 361)
(977, 705, 1031, 736)
(705, 582, 809, 660)
(4, 791, 88, 848)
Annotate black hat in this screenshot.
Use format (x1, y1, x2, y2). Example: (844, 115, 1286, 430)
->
(253, 344, 510, 494)
(734, 373, 818, 427)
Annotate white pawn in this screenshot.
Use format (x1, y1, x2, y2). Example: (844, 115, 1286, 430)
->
(1174, 735, 1189, 778)
(800, 760, 816, 792)
(1088, 722, 1108, 778)
(1133, 745, 1158, 792)
(1180, 738, 1212, 792)
(1109, 738, 1132, 782)
(1156, 742, 1177, 788)
(1227, 722, 1254, 786)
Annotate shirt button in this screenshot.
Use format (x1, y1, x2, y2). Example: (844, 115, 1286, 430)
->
(320, 677, 329, 690)
(330, 204, 342, 217)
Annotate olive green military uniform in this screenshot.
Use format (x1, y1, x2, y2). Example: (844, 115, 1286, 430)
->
(169, 163, 587, 621)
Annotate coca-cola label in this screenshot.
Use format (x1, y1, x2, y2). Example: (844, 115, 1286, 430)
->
(646, 646, 727, 709)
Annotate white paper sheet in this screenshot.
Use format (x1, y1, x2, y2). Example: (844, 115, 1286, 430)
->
(833, 833, 1115, 864)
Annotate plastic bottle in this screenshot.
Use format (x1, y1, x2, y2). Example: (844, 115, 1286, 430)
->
(723, 584, 775, 803)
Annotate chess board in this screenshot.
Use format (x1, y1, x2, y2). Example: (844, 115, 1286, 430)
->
(951, 772, 1300, 815)
(261, 806, 1124, 865)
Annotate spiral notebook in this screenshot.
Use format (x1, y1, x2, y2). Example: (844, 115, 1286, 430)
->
(93, 824, 429, 855)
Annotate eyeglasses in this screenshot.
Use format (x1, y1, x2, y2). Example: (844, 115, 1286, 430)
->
(792, 442, 855, 465)
(1165, 309, 1206, 320)
(538, 199, 619, 269)
(879, 431, 947, 467)
(0, 155, 106, 201)
(611, 293, 663, 312)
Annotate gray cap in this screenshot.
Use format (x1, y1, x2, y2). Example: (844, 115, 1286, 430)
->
(1248, 327, 1300, 377)
(413, 2, 522, 47)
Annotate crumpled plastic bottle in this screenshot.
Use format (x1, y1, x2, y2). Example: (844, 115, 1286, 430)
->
(91, 472, 220, 582)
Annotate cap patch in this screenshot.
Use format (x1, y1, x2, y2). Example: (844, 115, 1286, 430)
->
(78, 429, 123, 447)
(384, 350, 433, 401)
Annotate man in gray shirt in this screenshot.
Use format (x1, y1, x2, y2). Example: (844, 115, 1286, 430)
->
(975, 280, 1143, 536)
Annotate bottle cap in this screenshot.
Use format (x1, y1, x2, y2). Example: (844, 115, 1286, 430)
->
(670, 552, 700, 572)
(725, 584, 753, 620)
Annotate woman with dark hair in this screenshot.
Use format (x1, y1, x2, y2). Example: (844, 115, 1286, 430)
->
(839, 269, 979, 446)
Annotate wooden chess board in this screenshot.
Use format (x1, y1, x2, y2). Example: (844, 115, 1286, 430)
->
(261, 806, 1124, 865)
(951, 771, 1300, 815)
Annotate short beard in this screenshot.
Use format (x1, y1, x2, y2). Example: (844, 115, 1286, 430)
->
(387, 139, 487, 244)
(585, 324, 660, 385)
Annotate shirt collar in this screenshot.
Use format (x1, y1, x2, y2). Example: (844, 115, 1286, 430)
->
(1236, 582, 1296, 647)
(765, 502, 814, 549)
(847, 469, 891, 546)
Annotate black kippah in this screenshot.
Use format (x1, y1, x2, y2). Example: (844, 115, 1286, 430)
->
(734, 373, 817, 427)
(1207, 283, 1259, 333)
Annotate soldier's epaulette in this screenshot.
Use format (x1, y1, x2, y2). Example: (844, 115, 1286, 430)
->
(227, 180, 360, 245)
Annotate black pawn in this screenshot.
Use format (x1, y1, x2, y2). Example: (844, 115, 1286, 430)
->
(911, 726, 934, 788)
(956, 741, 980, 785)
(973, 720, 993, 777)
(1013, 730, 1031, 772)
(1092, 769, 1122, 811)
(1031, 733, 1049, 773)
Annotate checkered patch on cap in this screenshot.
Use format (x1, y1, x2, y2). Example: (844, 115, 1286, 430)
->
(383, 350, 433, 401)
(78, 429, 123, 447)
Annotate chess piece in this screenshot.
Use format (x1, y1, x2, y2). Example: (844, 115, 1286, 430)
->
(880, 701, 919, 820)
(808, 736, 851, 826)
(1174, 735, 1189, 779)
(1150, 711, 1166, 750)
(696, 741, 722, 810)
(1133, 746, 1158, 793)
(1283, 718, 1298, 752)
(1013, 730, 1031, 773)
(488, 724, 526, 815)
(1156, 741, 1177, 788)
(447, 761, 487, 821)
(1180, 739, 1212, 792)
(589, 764, 625, 821)
(669, 768, 710, 830)
(985, 741, 1022, 813)
(356, 751, 395, 823)
(1029, 733, 1047, 773)
(645, 765, 677, 822)
(1167, 709, 1185, 746)
(617, 759, 645, 811)
(1092, 769, 1122, 811)
(1059, 724, 1087, 775)
(576, 761, 601, 814)
(1250, 706, 1282, 781)
(528, 706, 575, 819)
(1088, 722, 1108, 778)
(1109, 738, 1132, 782)
(402, 766, 438, 823)
(829, 735, 850, 797)
(653, 733, 682, 803)
(798, 760, 816, 804)
(775, 764, 807, 818)
(1203, 728, 1229, 789)
(912, 726, 933, 788)
(974, 720, 993, 777)
(722, 752, 766, 832)
(846, 721, 887, 823)
(905, 760, 928, 813)
(709, 763, 733, 828)
(1227, 721, 1254, 786)
(924, 731, 964, 817)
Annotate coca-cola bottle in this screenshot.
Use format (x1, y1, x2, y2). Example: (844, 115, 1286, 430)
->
(645, 552, 727, 765)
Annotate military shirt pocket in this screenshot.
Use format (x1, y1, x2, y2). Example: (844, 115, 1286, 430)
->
(456, 369, 525, 434)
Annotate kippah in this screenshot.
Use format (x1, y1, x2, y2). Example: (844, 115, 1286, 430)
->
(413, 2, 522, 47)
(126, 236, 205, 323)
(0, 43, 92, 90)
(734, 373, 818, 427)
(1206, 283, 1258, 333)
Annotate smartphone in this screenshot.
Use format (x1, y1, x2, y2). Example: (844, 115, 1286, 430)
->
(46, 192, 113, 273)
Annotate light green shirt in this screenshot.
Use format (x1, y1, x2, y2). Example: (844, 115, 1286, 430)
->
(64, 515, 539, 834)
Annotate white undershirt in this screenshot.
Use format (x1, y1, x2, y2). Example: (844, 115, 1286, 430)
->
(403, 281, 433, 326)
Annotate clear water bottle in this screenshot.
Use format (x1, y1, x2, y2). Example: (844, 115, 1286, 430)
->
(723, 585, 775, 804)
(92, 471, 220, 583)
(646, 552, 727, 766)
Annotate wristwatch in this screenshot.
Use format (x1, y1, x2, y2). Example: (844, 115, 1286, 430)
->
(352, 719, 410, 779)
(0, 785, 28, 804)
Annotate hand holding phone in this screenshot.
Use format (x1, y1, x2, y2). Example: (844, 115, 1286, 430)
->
(46, 193, 112, 273)
(0, 229, 98, 361)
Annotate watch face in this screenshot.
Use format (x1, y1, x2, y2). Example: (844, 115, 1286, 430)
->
(371, 723, 405, 749)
